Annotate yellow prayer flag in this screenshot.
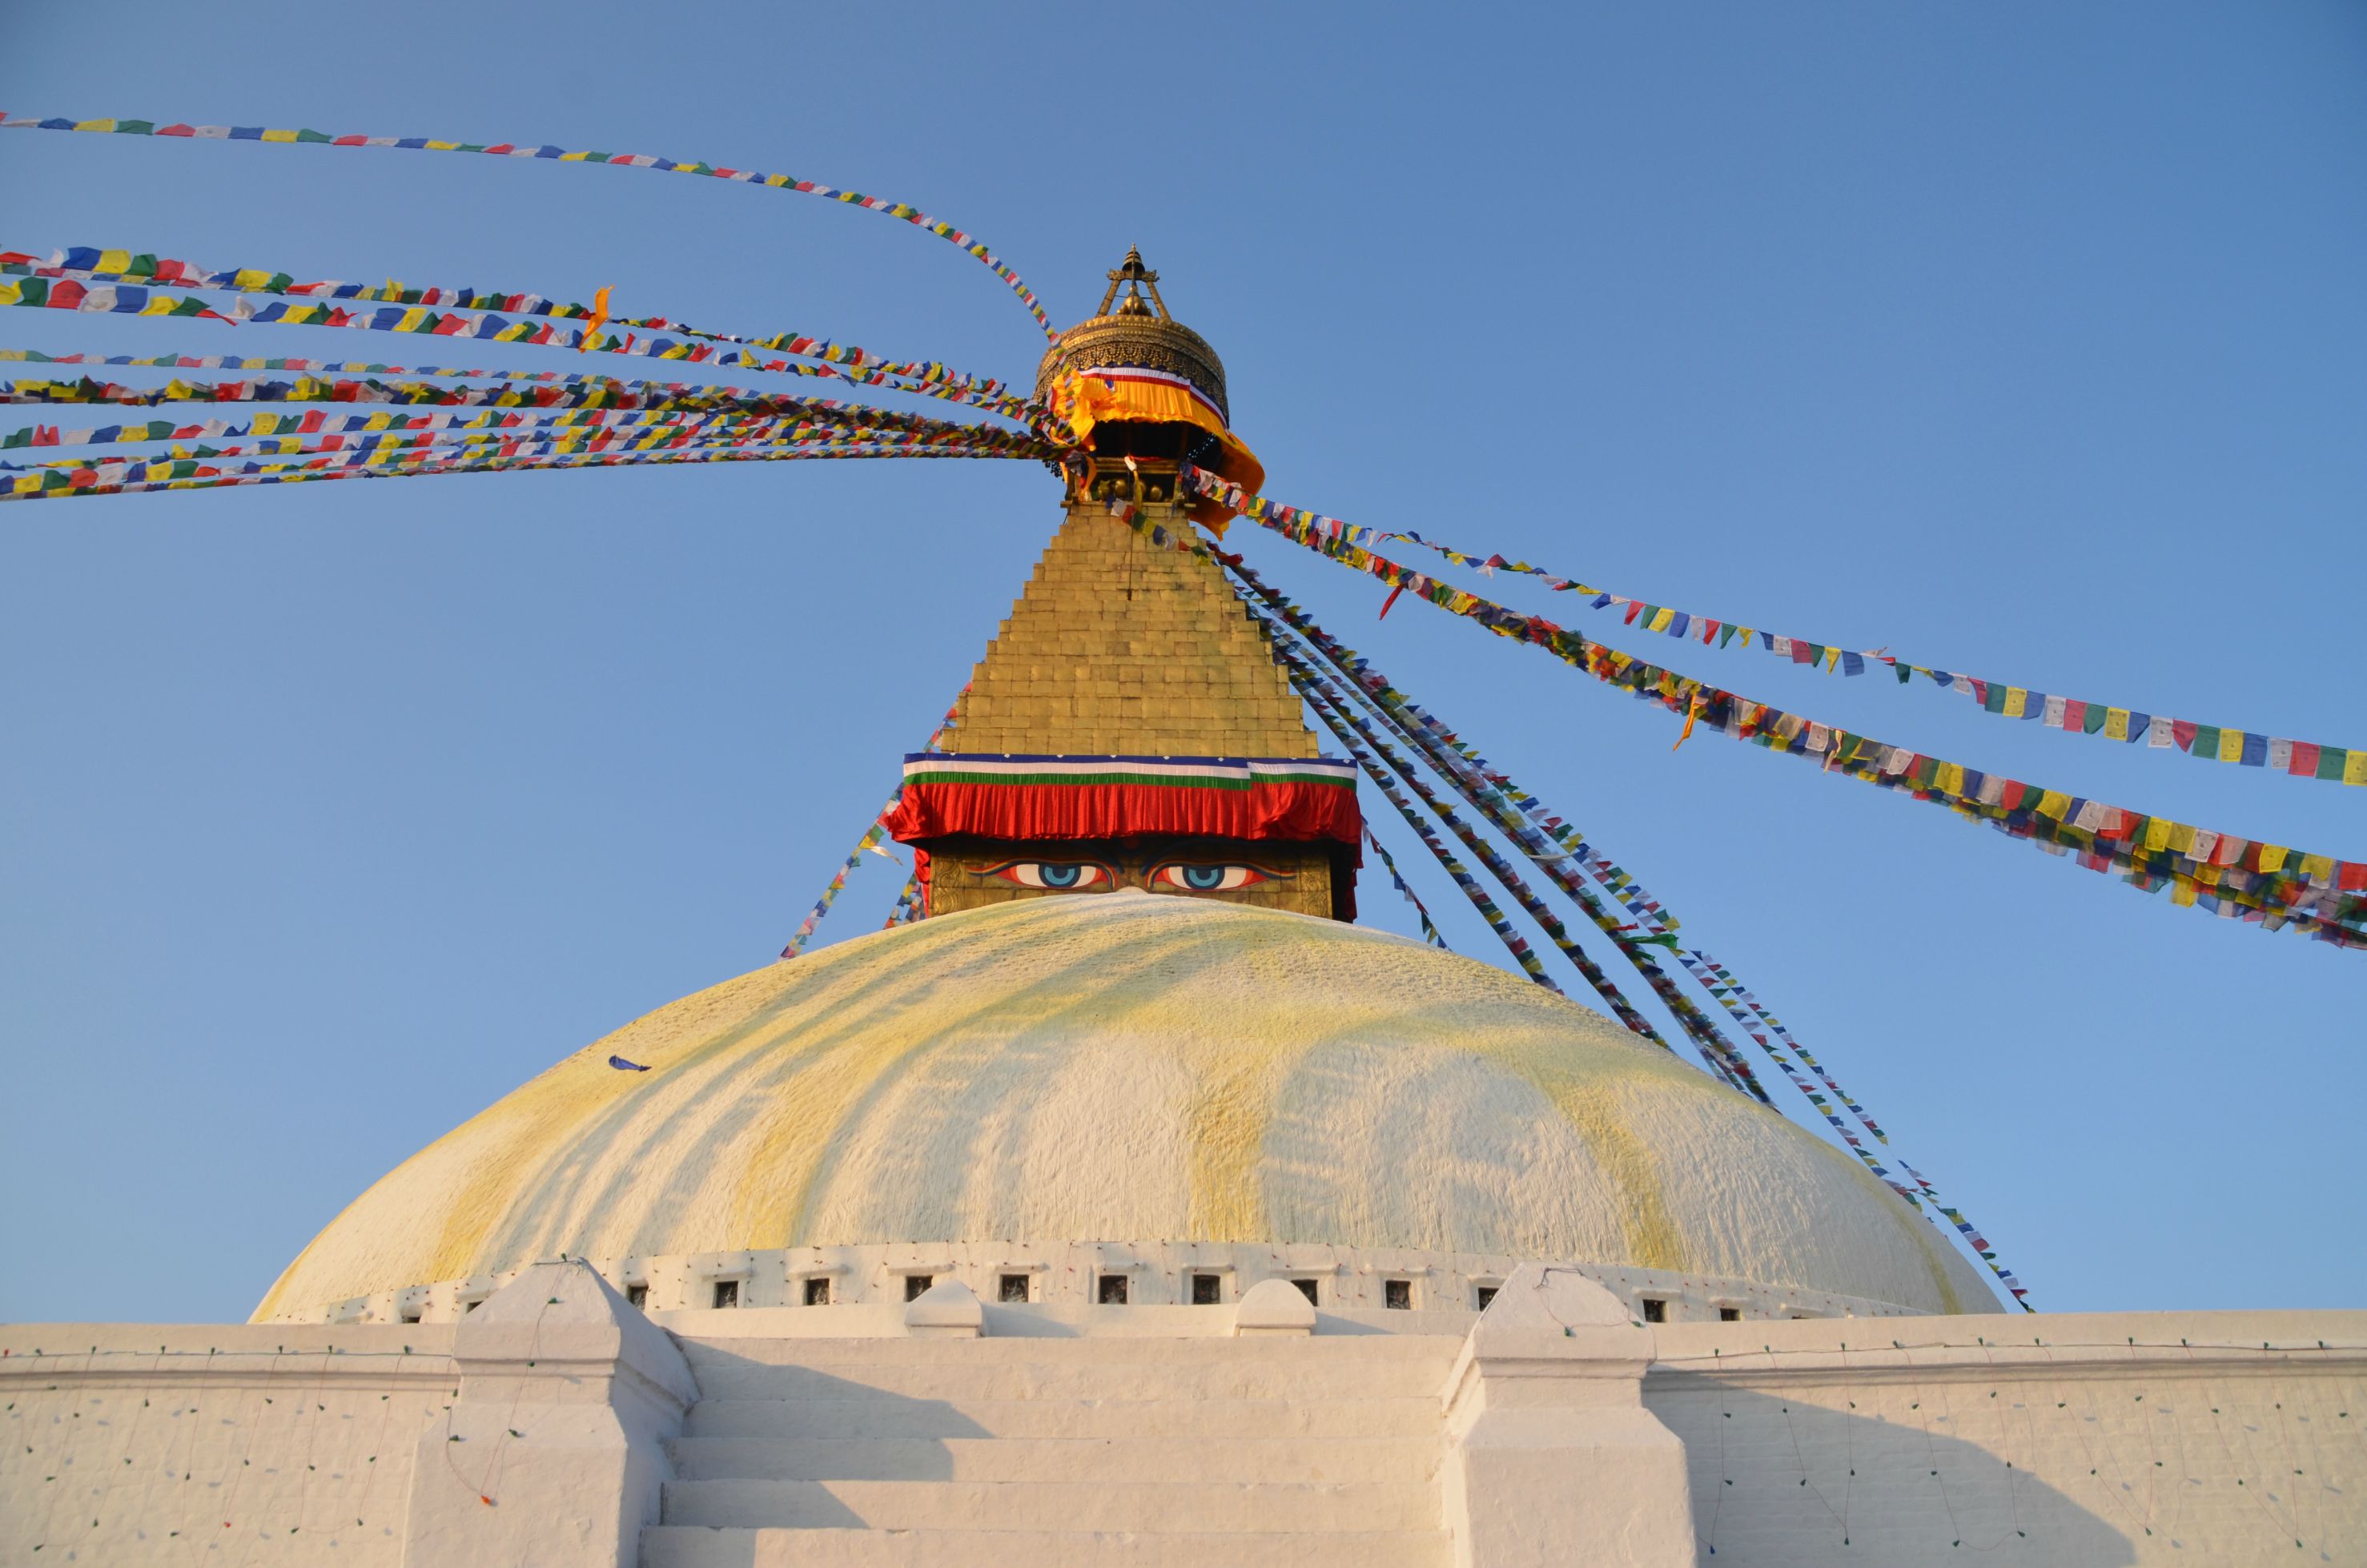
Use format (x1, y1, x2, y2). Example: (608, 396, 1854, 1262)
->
(261, 128, 299, 143)
(2143, 818, 2171, 851)
(2348, 751, 2367, 786)
(2003, 687, 2029, 718)
(2301, 853, 2336, 882)
(74, 119, 117, 133)
(2218, 729, 2244, 763)
(394, 308, 431, 333)
(2104, 707, 2130, 740)
(1937, 762, 1965, 795)
(2168, 822, 2196, 854)
(1825, 646, 1841, 673)
(2170, 879, 2198, 907)
(97, 248, 131, 275)
(1648, 607, 1675, 633)
(2259, 844, 2288, 874)
(2036, 790, 2071, 820)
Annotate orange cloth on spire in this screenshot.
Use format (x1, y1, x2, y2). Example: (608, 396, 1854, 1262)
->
(1052, 367, 1264, 528)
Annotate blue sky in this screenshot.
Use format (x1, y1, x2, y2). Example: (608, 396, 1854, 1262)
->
(2, 2, 2360, 1324)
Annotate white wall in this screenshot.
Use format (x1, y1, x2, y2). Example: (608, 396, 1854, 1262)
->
(0, 1324, 454, 1567)
(1646, 1310, 2367, 1565)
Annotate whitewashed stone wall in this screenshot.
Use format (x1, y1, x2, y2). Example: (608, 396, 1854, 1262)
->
(0, 1324, 455, 1566)
(1646, 1310, 2366, 1565)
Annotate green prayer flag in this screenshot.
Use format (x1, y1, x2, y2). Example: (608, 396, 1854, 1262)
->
(1983, 682, 2009, 714)
(2191, 724, 2220, 758)
(2319, 746, 2348, 782)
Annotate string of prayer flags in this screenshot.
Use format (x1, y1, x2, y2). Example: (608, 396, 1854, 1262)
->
(1, 399, 1013, 457)
(1236, 561, 1777, 1095)
(1669, 950, 1925, 1200)
(5, 425, 1029, 497)
(1672, 948, 2031, 1309)
(1210, 477, 2361, 789)
(3, 435, 1028, 505)
(883, 870, 926, 930)
(0, 371, 1044, 468)
(0, 269, 1037, 424)
(1208, 529, 1780, 1072)
(1179, 466, 2365, 948)
(1283, 637, 1662, 1020)
(8, 248, 1015, 404)
(1286, 660, 1565, 995)
(1, 114, 1058, 339)
(1110, 485, 1778, 1084)
(1364, 826, 1451, 951)
(1157, 488, 2032, 1301)
(1, 345, 1022, 395)
(781, 690, 966, 958)
(3, 405, 1042, 473)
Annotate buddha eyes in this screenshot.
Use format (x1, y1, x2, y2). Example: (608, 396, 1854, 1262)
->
(980, 861, 1282, 893)
(1151, 863, 1274, 891)
(988, 861, 1111, 890)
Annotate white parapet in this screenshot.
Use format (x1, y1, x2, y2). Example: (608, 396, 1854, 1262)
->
(275, 1236, 1926, 1327)
(400, 1260, 697, 1567)
(1441, 1264, 1698, 1566)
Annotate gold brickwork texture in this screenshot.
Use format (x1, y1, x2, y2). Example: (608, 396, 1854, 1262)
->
(946, 499, 1316, 759)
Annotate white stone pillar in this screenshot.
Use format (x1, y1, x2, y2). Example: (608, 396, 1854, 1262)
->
(402, 1259, 697, 1567)
(1441, 1263, 1696, 1567)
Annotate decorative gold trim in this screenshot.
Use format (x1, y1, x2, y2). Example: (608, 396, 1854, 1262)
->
(1036, 251, 1229, 420)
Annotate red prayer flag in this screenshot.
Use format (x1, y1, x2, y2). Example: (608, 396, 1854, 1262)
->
(2289, 741, 2321, 777)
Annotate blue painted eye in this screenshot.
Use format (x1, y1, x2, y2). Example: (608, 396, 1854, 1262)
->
(988, 862, 1109, 890)
(1151, 864, 1273, 892)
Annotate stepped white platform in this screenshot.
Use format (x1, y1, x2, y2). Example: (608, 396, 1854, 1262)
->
(9, 1260, 2363, 1565)
(643, 1331, 1460, 1566)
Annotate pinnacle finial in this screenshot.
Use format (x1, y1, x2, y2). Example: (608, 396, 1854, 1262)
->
(1099, 247, 1167, 320)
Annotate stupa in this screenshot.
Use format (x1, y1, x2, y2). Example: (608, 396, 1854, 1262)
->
(252, 251, 1989, 1330)
(6, 256, 2359, 1568)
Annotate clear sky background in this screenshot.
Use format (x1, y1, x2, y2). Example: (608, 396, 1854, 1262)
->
(2, 3, 2361, 1325)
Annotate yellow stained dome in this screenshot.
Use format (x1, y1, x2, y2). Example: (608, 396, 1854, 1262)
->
(256, 893, 1992, 1321)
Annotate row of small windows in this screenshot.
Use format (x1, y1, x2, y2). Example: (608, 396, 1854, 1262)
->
(625, 1272, 1465, 1309)
(632, 1280, 1774, 1315)
(391, 1281, 1788, 1321)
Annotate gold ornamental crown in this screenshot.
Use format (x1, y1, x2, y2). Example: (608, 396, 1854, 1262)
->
(1034, 247, 1229, 423)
